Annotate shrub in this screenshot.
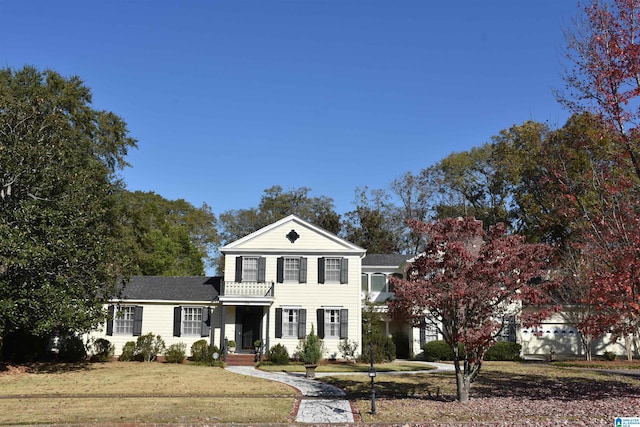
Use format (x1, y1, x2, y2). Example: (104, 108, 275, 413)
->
(135, 333, 165, 362)
(360, 333, 396, 363)
(338, 339, 358, 361)
(165, 342, 187, 363)
(267, 344, 290, 365)
(119, 341, 137, 361)
(484, 342, 522, 361)
(422, 340, 453, 362)
(392, 332, 410, 359)
(190, 339, 222, 366)
(299, 325, 323, 365)
(603, 351, 617, 361)
(90, 338, 115, 362)
(58, 335, 87, 362)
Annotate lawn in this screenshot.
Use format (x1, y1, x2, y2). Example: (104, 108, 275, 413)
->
(322, 361, 640, 425)
(1, 360, 639, 425)
(0, 362, 295, 425)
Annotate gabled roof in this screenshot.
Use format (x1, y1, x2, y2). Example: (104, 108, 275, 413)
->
(115, 276, 220, 303)
(220, 214, 366, 255)
(362, 253, 413, 267)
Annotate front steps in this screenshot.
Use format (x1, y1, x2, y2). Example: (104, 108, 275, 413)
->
(225, 353, 257, 366)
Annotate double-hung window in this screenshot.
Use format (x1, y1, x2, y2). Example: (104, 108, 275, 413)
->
(275, 307, 306, 339)
(173, 306, 210, 337)
(182, 307, 202, 336)
(276, 257, 307, 283)
(284, 258, 300, 281)
(325, 258, 341, 282)
(283, 309, 298, 338)
(115, 306, 135, 334)
(243, 257, 259, 282)
(318, 257, 348, 284)
(316, 308, 348, 339)
(324, 309, 341, 339)
(235, 256, 266, 283)
(107, 305, 143, 336)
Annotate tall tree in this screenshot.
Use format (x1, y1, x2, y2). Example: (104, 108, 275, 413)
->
(389, 217, 557, 403)
(560, 0, 640, 181)
(436, 145, 510, 228)
(118, 191, 218, 276)
(389, 171, 436, 254)
(0, 66, 136, 354)
(216, 186, 340, 273)
(343, 187, 400, 253)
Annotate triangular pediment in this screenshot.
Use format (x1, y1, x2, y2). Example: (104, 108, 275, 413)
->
(220, 214, 365, 255)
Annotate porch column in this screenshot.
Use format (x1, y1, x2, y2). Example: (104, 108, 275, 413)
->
(220, 305, 226, 351)
(265, 307, 270, 352)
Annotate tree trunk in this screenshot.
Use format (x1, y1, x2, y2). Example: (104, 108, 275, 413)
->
(456, 371, 472, 403)
(625, 334, 633, 361)
(580, 335, 592, 361)
(453, 357, 472, 403)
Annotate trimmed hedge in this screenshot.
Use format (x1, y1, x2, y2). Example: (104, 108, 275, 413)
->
(165, 342, 187, 363)
(484, 342, 522, 361)
(267, 343, 290, 365)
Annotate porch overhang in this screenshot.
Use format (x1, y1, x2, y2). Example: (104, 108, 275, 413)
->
(218, 296, 273, 306)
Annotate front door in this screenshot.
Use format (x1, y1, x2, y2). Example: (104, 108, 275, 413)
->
(235, 306, 263, 350)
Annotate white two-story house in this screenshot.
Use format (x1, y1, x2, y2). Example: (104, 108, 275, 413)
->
(218, 214, 365, 359)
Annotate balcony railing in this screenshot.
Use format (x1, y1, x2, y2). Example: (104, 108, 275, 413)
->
(221, 281, 275, 298)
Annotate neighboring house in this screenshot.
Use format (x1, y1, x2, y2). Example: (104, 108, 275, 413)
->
(361, 253, 442, 357)
(87, 214, 366, 360)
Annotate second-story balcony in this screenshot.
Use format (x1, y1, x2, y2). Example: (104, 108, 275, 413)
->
(218, 281, 275, 306)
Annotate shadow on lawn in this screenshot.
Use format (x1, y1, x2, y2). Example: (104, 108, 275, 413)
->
(325, 369, 640, 403)
(472, 369, 640, 401)
(1, 362, 93, 374)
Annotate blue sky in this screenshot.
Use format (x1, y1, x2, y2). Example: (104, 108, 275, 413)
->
(1, 1, 580, 217)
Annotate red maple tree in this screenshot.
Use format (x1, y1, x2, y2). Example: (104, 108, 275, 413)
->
(389, 217, 558, 403)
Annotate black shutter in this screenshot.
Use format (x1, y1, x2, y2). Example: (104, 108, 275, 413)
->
(299, 257, 307, 283)
(173, 307, 182, 337)
(106, 305, 114, 336)
(235, 257, 242, 282)
(275, 308, 283, 338)
(133, 306, 143, 336)
(316, 309, 325, 338)
(298, 309, 307, 339)
(318, 257, 325, 284)
(420, 327, 426, 347)
(340, 258, 349, 284)
(339, 309, 348, 339)
(276, 257, 284, 283)
(258, 257, 266, 283)
(201, 307, 210, 337)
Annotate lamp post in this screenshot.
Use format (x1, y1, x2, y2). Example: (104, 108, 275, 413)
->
(368, 341, 376, 415)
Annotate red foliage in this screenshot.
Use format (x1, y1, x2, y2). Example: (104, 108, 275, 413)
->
(562, 0, 640, 180)
(389, 217, 559, 401)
